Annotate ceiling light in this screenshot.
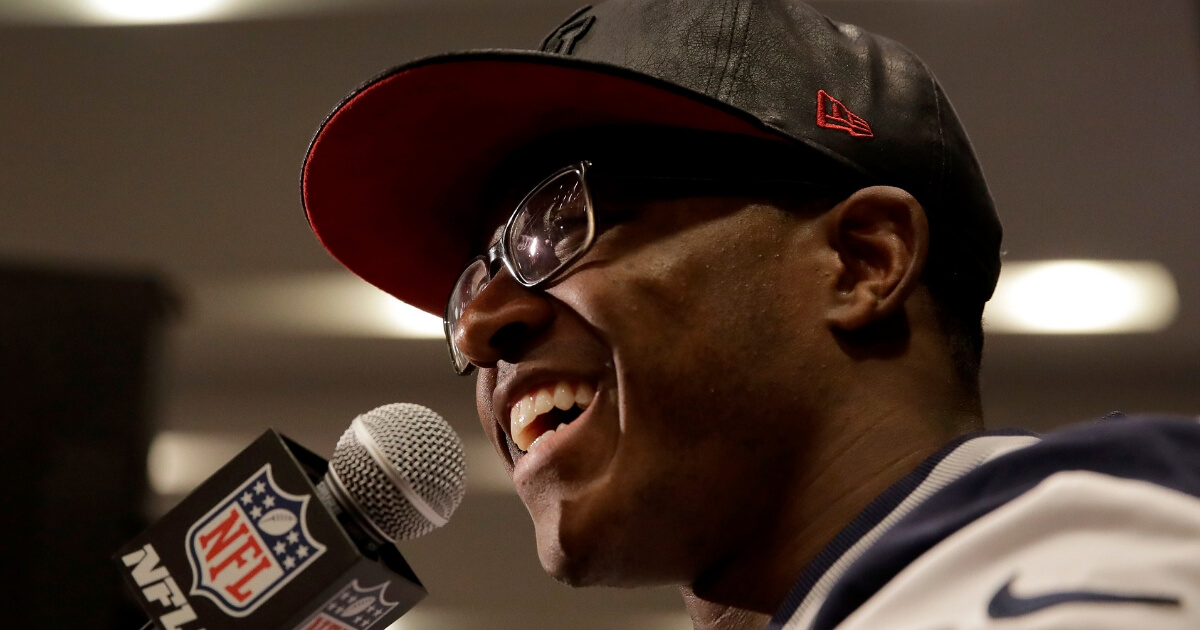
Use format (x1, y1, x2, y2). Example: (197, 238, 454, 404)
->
(984, 260, 1178, 334)
(82, 0, 232, 24)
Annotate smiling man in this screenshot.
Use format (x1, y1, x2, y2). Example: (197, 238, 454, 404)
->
(301, 1, 1200, 629)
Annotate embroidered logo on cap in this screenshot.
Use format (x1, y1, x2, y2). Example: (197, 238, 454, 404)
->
(816, 90, 874, 138)
(541, 6, 596, 55)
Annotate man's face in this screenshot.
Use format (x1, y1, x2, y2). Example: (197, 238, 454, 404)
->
(457, 173, 835, 587)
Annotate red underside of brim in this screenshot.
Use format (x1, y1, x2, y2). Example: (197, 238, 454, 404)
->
(302, 53, 785, 316)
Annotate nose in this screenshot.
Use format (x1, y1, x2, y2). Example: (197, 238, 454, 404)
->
(452, 269, 555, 370)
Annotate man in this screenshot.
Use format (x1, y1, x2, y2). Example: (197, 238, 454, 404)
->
(301, 1, 1200, 628)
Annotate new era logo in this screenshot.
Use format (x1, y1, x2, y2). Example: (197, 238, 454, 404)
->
(816, 90, 874, 138)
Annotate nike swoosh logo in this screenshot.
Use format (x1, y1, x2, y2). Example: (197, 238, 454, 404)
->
(988, 577, 1181, 619)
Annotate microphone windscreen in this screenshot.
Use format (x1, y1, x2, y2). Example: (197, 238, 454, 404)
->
(329, 403, 467, 541)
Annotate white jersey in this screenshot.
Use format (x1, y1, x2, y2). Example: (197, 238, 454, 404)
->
(768, 414, 1200, 630)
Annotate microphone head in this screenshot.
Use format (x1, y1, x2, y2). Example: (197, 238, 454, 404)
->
(328, 403, 467, 541)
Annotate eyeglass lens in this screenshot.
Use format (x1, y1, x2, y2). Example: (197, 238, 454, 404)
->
(507, 169, 591, 284)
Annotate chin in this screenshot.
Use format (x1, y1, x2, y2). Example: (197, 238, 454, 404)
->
(526, 472, 695, 588)
(535, 523, 609, 587)
(540, 548, 597, 587)
(534, 513, 674, 589)
(539, 545, 648, 588)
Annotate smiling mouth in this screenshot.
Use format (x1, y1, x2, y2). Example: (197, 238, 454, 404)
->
(509, 380, 596, 453)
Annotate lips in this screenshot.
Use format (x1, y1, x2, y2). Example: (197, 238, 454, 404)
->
(508, 380, 596, 452)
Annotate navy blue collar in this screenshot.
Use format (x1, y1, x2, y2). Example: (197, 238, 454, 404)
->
(766, 428, 1039, 629)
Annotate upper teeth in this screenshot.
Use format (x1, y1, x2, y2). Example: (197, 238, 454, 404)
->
(510, 380, 595, 451)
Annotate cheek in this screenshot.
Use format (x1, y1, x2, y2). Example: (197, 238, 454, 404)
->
(573, 234, 775, 440)
(571, 213, 828, 449)
(606, 235, 798, 370)
(585, 228, 756, 331)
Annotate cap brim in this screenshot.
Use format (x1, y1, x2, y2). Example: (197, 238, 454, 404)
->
(302, 50, 788, 316)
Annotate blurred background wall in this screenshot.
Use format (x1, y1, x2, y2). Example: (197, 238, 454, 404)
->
(1, 1, 1198, 628)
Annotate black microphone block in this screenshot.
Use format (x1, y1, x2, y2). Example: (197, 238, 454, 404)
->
(113, 430, 426, 630)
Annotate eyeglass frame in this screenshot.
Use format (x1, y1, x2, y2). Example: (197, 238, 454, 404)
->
(443, 159, 859, 375)
(443, 161, 598, 375)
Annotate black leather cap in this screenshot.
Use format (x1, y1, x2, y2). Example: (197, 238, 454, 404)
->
(303, 0, 1002, 315)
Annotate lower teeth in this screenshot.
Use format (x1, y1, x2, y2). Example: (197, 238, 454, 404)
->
(528, 428, 556, 452)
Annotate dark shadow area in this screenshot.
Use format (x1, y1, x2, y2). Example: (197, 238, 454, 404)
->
(0, 262, 175, 629)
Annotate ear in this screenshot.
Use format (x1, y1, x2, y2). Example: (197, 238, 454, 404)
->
(823, 186, 929, 331)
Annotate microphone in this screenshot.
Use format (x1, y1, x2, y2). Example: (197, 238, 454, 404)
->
(115, 403, 466, 630)
(316, 404, 466, 551)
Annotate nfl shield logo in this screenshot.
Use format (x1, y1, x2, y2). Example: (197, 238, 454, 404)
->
(186, 464, 327, 616)
(296, 580, 399, 630)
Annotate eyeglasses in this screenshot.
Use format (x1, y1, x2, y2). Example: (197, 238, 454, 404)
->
(443, 159, 851, 374)
(444, 161, 598, 375)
